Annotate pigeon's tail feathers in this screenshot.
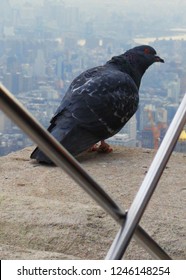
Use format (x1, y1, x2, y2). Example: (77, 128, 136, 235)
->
(30, 146, 53, 164)
(30, 125, 100, 164)
(30, 120, 73, 163)
(30, 125, 68, 164)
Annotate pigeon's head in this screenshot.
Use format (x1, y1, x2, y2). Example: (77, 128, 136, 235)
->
(122, 45, 164, 87)
(107, 45, 164, 88)
(125, 45, 164, 65)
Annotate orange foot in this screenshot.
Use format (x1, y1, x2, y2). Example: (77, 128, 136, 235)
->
(88, 141, 113, 153)
(88, 143, 99, 152)
(97, 140, 113, 153)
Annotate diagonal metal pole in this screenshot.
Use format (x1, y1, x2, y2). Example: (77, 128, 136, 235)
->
(0, 84, 170, 259)
(106, 93, 186, 260)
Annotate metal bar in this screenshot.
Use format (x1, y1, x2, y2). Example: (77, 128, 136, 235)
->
(106, 218, 171, 260)
(106, 93, 186, 260)
(0, 84, 171, 259)
(131, 224, 171, 260)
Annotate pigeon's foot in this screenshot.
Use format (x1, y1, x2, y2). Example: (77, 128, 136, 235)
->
(97, 140, 113, 153)
(88, 143, 99, 152)
(88, 141, 113, 154)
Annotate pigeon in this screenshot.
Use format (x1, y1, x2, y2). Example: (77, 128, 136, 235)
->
(30, 45, 164, 164)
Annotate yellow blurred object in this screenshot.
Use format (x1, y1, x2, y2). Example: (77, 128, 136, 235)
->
(179, 130, 186, 141)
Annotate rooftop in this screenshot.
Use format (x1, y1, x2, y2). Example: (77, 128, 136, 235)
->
(0, 146, 185, 259)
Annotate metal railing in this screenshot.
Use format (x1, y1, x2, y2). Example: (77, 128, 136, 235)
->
(0, 83, 186, 259)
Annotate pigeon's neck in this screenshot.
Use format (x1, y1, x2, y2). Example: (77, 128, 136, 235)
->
(107, 54, 149, 88)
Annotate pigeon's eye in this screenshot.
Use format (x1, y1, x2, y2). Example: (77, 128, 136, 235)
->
(144, 47, 156, 55)
(144, 48, 150, 54)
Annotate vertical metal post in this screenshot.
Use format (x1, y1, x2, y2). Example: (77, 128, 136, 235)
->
(106, 94, 186, 259)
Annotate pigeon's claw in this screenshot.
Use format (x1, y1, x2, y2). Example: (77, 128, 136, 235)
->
(88, 144, 99, 152)
(88, 141, 113, 154)
(97, 140, 113, 153)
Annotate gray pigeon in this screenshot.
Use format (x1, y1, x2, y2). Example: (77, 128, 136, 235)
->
(30, 45, 164, 164)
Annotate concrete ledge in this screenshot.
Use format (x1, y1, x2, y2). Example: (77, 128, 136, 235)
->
(0, 146, 185, 259)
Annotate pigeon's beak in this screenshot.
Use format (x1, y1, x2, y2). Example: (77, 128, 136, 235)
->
(155, 55, 164, 63)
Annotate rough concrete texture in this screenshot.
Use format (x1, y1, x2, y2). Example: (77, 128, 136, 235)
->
(0, 146, 185, 259)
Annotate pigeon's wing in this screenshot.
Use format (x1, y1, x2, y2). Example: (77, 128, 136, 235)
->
(49, 66, 103, 122)
(65, 69, 139, 138)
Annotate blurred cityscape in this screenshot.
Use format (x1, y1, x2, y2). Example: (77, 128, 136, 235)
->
(1, 0, 186, 156)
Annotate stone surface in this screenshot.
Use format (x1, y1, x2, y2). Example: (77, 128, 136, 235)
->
(0, 146, 185, 259)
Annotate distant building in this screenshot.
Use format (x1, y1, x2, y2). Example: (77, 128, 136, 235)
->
(6, 55, 19, 73)
(34, 50, 46, 78)
(120, 114, 137, 142)
(108, 115, 137, 147)
(166, 104, 178, 125)
(141, 130, 154, 149)
(12, 72, 23, 94)
(22, 75, 33, 92)
(3, 73, 12, 92)
(56, 56, 64, 79)
(167, 75, 180, 104)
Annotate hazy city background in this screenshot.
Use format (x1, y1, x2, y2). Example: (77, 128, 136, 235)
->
(1, 0, 186, 156)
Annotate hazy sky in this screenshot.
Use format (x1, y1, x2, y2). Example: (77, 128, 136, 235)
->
(10, 0, 186, 18)
(10, 0, 186, 7)
(9, 0, 186, 36)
